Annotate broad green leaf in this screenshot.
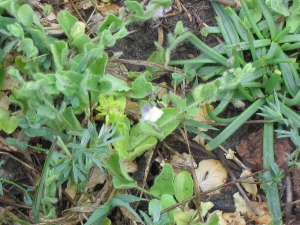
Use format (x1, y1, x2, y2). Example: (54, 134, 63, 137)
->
(18, 38, 38, 59)
(50, 41, 68, 71)
(98, 14, 122, 33)
(266, 0, 289, 16)
(286, 15, 300, 33)
(7, 22, 24, 38)
(150, 163, 175, 197)
(104, 153, 135, 182)
(88, 52, 107, 77)
(61, 107, 84, 133)
(0, 110, 18, 134)
(128, 135, 157, 159)
(57, 10, 78, 37)
(15, 55, 29, 74)
(169, 92, 186, 110)
(156, 108, 181, 137)
(17, 4, 35, 27)
(130, 76, 153, 98)
(160, 194, 177, 224)
(70, 33, 90, 51)
(174, 171, 193, 202)
(102, 74, 130, 92)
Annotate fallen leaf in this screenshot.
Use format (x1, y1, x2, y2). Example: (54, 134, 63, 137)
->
(192, 135, 205, 147)
(125, 99, 140, 117)
(169, 152, 197, 175)
(87, 166, 108, 190)
(292, 166, 300, 220)
(195, 159, 227, 195)
(236, 129, 294, 171)
(193, 104, 214, 132)
(240, 169, 257, 200)
(233, 192, 271, 224)
(2, 78, 19, 91)
(0, 92, 10, 111)
(77, 0, 93, 10)
(226, 149, 235, 160)
(122, 159, 137, 173)
(222, 212, 246, 225)
(157, 82, 168, 100)
(96, 2, 119, 15)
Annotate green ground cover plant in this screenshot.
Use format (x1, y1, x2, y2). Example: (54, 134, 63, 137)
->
(0, 0, 299, 224)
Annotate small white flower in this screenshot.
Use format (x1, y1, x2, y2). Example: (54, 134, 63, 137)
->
(142, 104, 164, 122)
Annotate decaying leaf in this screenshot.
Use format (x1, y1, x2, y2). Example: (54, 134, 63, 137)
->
(193, 105, 214, 132)
(222, 212, 246, 225)
(240, 169, 257, 200)
(157, 82, 168, 100)
(236, 129, 294, 171)
(192, 135, 205, 147)
(125, 99, 140, 117)
(226, 149, 235, 160)
(77, 0, 93, 10)
(87, 166, 108, 190)
(0, 92, 10, 111)
(233, 192, 271, 224)
(195, 159, 227, 195)
(122, 159, 137, 173)
(169, 152, 197, 175)
(96, 2, 119, 15)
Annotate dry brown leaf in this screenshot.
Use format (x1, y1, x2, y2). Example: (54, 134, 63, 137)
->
(233, 192, 271, 224)
(157, 82, 168, 100)
(122, 159, 137, 173)
(195, 159, 227, 195)
(65, 183, 77, 199)
(87, 166, 108, 190)
(125, 99, 140, 116)
(0, 92, 10, 111)
(192, 134, 205, 147)
(240, 169, 257, 200)
(96, 2, 119, 15)
(169, 152, 197, 175)
(77, 0, 93, 10)
(222, 212, 246, 225)
(2, 78, 18, 91)
(193, 105, 214, 132)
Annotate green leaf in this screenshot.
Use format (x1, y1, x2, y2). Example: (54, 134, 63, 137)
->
(0, 109, 18, 134)
(57, 10, 78, 37)
(103, 153, 137, 188)
(174, 171, 193, 202)
(7, 22, 24, 38)
(150, 163, 175, 197)
(17, 4, 35, 27)
(0, 64, 6, 90)
(127, 135, 157, 159)
(50, 41, 68, 71)
(266, 0, 289, 16)
(98, 14, 122, 33)
(156, 108, 182, 137)
(169, 92, 186, 110)
(61, 107, 84, 133)
(160, 194, 177, 224)
(130, 76, 153, 98)
(70, 33, 90, 51)
(102, 74, 130, 92)
(18, 38, 38, 59)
